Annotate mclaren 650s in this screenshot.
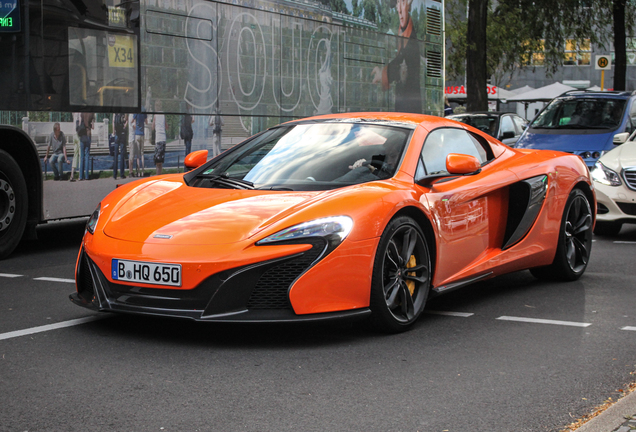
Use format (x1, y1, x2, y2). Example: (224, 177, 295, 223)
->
(71, 113, 595, 333)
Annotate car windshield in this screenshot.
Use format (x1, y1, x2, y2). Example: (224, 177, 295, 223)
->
(531, 97, 626, 130)
(190, 122, 411, 191)
(448, 115, 498, 136)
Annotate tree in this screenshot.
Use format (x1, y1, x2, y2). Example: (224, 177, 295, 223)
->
(466, 0, 488, 111)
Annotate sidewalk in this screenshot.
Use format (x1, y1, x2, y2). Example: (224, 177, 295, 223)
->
(572, 390, 636, 432)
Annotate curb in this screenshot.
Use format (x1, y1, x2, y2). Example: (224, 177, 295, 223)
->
(574, 390, 636, 432)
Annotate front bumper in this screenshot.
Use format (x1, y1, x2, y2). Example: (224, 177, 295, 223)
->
(594, 182, 636, 224)
(70, 247, 371, 323)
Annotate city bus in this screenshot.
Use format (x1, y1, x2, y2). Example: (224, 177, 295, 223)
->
(0, 0, 445, 259)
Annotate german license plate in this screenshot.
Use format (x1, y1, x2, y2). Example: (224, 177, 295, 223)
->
(111, 259, 182, 287)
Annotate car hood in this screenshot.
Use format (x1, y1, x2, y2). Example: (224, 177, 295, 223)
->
(103, 179, 322, 245)
(598, 141, 636, 171)
(516, 130, 615, 151)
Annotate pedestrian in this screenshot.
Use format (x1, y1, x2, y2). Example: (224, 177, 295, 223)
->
(43, 122, 68, 181)
(131, 109, 147, 177)
(209, 109, 223, 157)
(152, 100, 166, 175)
(112, 113, 127, 179)
(180, 109, 194, 158)
(76, 112, 95, 180)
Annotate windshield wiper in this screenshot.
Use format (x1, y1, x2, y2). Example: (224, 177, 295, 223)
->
(195, 173, 254, 189)
(556, 124, 610, 129)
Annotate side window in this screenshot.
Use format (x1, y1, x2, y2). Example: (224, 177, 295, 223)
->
(500, 115, 515, 135)
(512, 116, 528, 134)
(628, 100, 636, 134)
(421, 128, 490, 175)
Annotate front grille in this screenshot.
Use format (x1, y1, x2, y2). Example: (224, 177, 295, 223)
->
(617, 202, 636, 216)
(623, 168, 636, 191)
(77, 253, 95, 302)
(247, 242, 324, 309)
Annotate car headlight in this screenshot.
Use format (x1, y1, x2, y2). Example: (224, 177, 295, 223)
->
(591, 162, 622, 186)
(257, 216, 354, 251)
(86, 203, 101, 234)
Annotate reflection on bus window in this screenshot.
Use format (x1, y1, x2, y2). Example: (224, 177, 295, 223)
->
(68, 27, 139, 108)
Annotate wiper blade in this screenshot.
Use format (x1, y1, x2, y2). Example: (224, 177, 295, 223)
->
(556, 124, 609, 129)
(196, 173, 254, 189)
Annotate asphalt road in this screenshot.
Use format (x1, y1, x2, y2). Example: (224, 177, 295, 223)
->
(1, 220, 635, 432)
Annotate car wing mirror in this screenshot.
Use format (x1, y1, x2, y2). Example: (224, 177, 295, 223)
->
(500, 131, 515, 140)
(184, 150, 208, 170)
(416, 153, 482, 187)
(446, 153, 482, 175)
(613, 132, 630, 145)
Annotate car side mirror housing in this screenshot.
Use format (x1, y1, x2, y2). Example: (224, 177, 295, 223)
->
(184, 150, 208, 170)
(446, 153, 482, 175)
(500, 131, 515, 140)
(613, 132, 630, 145)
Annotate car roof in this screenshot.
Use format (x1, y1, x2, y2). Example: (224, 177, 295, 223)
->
(448, 111, 516, 117)
(284, 112, 457, 130)
(557, 90, 635, 100)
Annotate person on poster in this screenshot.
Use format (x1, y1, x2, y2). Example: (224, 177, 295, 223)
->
(127, 113, 136, 176)
(180, 108, 194, 158)
(132, 109, 147, 177)
(112, 113, 127, 179)
(43, 122, 68, 181)
(152, 100, 167, 176)
(77, 112, 95, 180)
(209, 109, 224, 157)
(371, 0, 422, 113)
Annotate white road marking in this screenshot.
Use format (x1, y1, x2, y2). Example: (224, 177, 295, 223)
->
(497, 316, 591, 327)
(0, 273, 22, 278)
(33, 277, 75, 284)
(614, 241, 636, 244)
(426, 311, 474, 317)
(621, 326, 636, 331)
(0, 316, 103, 341)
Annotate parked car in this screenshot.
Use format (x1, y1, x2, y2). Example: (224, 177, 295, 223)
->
(446, 112, 528, 147)
(591, 131, 636, 235)
(516, 90, 636, 168)
(70, 113, 594, 333)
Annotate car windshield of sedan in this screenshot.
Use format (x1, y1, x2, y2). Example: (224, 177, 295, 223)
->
(531, 98, 626, 130)
(190, 122, 412, 191)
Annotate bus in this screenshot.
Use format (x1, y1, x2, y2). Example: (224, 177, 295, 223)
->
(0, 0, 445, 259)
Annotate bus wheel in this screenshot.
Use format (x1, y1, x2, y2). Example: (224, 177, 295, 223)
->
(0, 150, 28, 259)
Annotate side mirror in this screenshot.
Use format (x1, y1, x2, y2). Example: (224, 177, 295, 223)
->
(500, 131, 515, 140)
(446, 153, 482, 175)
(613, 132, 630, 145)
(184, 150, 208, 170)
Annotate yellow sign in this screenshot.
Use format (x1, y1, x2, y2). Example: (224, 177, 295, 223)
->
(595, 55, 611, 70)
(107, 34, 135, 68)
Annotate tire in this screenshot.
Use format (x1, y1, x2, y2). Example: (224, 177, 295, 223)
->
(593, 221, 622, 236)
(0, 150, 28, 259)
(369, 216, 431, 333)
(530, 188, 593, 281)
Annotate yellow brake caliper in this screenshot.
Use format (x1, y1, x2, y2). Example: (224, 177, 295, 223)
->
(406, 255, 417, 296)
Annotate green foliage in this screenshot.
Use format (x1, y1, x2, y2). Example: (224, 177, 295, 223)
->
(446, 0, 636, 86)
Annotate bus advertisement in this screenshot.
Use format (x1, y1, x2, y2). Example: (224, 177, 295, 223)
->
(0, 0, 444, 258)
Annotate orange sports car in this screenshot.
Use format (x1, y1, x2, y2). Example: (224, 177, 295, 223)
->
(71, 113, 595, 332)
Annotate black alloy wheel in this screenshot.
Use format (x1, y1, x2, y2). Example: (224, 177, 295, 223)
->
(531, 188, 593, 281)
(370, 216, 431, 333)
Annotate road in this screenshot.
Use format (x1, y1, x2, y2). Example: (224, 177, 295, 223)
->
(1, 220, 635, 432)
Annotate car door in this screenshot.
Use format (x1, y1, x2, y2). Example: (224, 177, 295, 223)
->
(416, 127, 518, 287)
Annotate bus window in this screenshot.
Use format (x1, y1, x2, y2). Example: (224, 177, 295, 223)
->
(68, 28, 139, 108)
